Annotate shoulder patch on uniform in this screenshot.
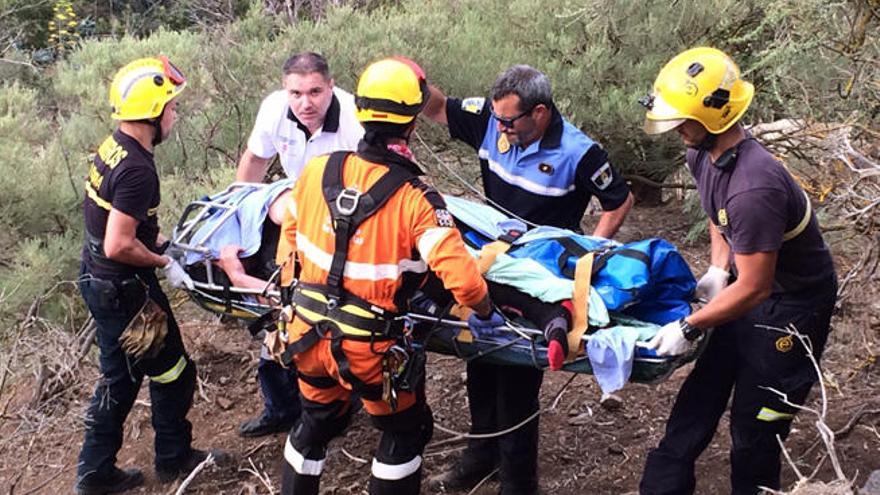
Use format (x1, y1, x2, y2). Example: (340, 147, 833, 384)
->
(590, 162, 614, 190)
(461, 97, 485, 115)
(435, 209, 455, 228)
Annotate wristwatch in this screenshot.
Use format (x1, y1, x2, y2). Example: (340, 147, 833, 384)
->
(680, 318, 703, 341)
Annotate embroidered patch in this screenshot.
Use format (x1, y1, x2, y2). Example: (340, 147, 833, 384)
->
(538, 163, 554, 175)
(718, 208, 728, 226)
(589, 162, 613, 190)
(435, 209, 455, 228)
(775, 335, 793, 353)
(497, 134, 510, 154)
(461, 97, 485, 115)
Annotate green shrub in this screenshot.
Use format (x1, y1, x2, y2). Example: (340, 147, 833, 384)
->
(0, 0, 876, 330)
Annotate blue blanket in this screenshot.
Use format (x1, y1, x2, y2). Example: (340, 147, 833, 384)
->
(184, 180, 293, 266)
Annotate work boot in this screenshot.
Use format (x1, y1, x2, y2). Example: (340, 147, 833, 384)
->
(75, 467, 144, 495)
(428, 461, 498, 492)
(238, 412, 297, 438)
(156, 448, 230, 483)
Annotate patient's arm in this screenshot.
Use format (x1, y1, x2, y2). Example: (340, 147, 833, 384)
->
(217, 245, 274, 291)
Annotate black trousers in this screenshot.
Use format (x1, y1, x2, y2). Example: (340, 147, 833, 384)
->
(77, 269, 196, 479)
(257, 357, 302, 421)
(462, 361, 543, 495)
(640, 283, 836, 495)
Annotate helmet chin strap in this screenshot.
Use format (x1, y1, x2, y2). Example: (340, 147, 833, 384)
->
(696, 131, 717, 151)
(151, 107, 166, 146)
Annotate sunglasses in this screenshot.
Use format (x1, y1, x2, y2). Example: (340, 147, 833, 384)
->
(491, 106, 534, 129)
(158, 55, 186, 86)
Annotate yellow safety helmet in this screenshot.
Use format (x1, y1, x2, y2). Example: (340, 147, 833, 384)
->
(109, 55, 186, 121)
(642, 47, 753, 135)
(355, 56, 429, 125)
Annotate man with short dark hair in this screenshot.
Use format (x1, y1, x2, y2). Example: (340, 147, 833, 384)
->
(235, 52, 364, 438)
(236, 51, 363, 182)
(638, 47, 837, 495)
(76, 56, 222, 495)
(422, 64, 634, 495)
(276, 56, 496, 495)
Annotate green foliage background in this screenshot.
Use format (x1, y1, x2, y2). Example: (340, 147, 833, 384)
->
(0, 0, 877, 331)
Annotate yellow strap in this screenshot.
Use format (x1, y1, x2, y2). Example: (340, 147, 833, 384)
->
(477, 241, 512, 274)
(201, 302, 260, 319)
(85, 180, 157, 217)
(782, 191, 811, 242)
(457, 241, 513, 340)
(84, 180, 112, 211)
(449, 304, 475, 343)
(299, 289, 376, 318)
(567, 252, 594, 361)
(756, 406, 794, 422)
(150, 355, 187, 384)
(294, 288, 382, 338)
(295, 305, 375, 337)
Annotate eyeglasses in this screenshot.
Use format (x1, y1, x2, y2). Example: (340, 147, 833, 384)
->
(158, 55, 186, 86)
(491, 106, 534, 129)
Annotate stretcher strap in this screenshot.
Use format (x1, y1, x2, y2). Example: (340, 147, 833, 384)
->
(457, 240, 511, 344)
(448, 304, 474, 343)
(567, 252, 594, 362)
(477, 240, 512, 274)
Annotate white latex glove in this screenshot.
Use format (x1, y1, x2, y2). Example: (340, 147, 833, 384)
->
(647, 319, 691, 357)
(162, 257, 194, 290)
(695, 265, 730, 303)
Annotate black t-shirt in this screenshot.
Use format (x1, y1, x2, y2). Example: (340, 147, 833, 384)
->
(687, 138, 836, 294)
(445, 96, 630, 231)
(82, 129, 161, 280)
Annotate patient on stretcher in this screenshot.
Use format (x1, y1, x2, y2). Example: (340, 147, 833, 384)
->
(176, 181, 293, 311)
(173, 186, 696, 386)
(212, 191, 287, 294)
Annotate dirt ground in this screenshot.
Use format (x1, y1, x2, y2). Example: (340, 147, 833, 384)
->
(1, 201, 878, 494)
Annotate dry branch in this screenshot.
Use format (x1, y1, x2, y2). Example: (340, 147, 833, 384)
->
(755, 323, 853, 493)
(172, 452, 215, 495)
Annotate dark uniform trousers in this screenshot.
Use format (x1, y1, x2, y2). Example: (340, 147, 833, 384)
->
(77, 268, 196, 479)
(640, 280, 836, 495)
(257, 357, 302, 421)
(462, 361, 543, 495)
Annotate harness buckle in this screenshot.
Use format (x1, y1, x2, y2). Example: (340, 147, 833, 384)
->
(335, 187, 361, 216)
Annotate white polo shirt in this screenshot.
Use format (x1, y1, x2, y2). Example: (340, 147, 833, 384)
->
(246, 86, 364, 180)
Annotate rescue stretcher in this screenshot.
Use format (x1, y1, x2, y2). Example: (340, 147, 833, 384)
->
(169, 183, 702, 384)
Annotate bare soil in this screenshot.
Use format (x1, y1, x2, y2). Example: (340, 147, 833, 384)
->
(1, 201, 878, 495)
